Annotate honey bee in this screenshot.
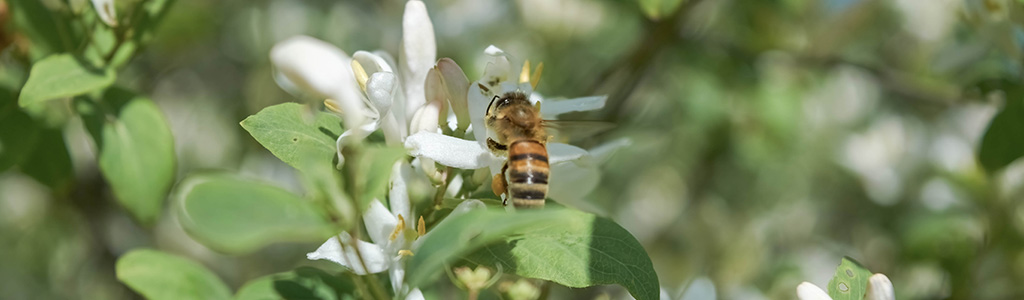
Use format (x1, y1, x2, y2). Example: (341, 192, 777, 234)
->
(484, 90, 612, 208)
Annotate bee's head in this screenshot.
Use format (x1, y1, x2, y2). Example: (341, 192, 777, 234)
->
(486, 91, 531, 116)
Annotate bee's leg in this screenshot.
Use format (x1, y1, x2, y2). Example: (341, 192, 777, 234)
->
(486, 138, 508, 156)
(492, 162, 509, 206)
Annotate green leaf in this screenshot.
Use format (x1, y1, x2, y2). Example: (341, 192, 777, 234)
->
(349, 146, 406, 211)
(638, 0, 685, 20)
(0, 91, 41, 172)
(826, 257, 873, 300)
(6, 0, 79, 60)
(19, 54, 115, 107)
(176, 174, 337, 254)
(240, 102, 343, 172)
(979, 86, 1024, 172)
(20, 128, 73, 191)
(116, 249, 232, 300)
(78, 88, 175, 225)
(408, 208, 659, 300)
(235, 267, 357, 300)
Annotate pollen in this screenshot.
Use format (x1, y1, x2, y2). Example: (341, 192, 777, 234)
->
(324, 99, 344, 114)
(530, 62, 544, 90)
(398, 249, 415, 257)
(519, 60, 532, 85)
(351, 60, 369, 91)
(417, 216, 426, 237)
(389, 214, 406, 241)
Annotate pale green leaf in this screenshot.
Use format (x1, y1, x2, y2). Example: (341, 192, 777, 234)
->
(176, 174, 336, 254)
(826, 257, 873, 300)
(408, 208, 659, 300)
(19, 54, 115, 107)
(79, 88, 175, 225)
(240, 102, 343, 172)
(116, 249, 232, 300)
(235, 267, 357, 300)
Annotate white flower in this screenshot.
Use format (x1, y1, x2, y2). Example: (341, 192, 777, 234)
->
(308, 161, 487, 299)
(796, 273, 895, 300)
(404, 46, 622, 212)
(270, 0, 440, 169)
(91, 0, 118, 27)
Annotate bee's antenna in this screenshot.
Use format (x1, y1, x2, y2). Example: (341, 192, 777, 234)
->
(486, 95, 500, 113)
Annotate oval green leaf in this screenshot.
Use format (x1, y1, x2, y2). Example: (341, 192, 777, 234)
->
(235, 267, 357, 300)
(979, 93, 1024, 172)
(176, 174, 336, 254)
(408, 208, 659, 300)
(116, 249, 232, 300)
(19, 54, 115, 107)
(79, 88, 175, 225)
(240, 102, 343, 172)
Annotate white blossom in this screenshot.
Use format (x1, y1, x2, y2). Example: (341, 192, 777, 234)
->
(796, 273, 895, 300)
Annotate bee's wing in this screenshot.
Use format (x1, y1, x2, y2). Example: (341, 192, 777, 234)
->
(542, 120, 616, 143)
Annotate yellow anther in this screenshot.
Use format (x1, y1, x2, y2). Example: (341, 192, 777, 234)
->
(324, 99, 344, 114)
(519, 60, 531, 84)
(530, 62, 544, 90)
(351, 60, 369, 91)
(417, 216, 426, 237)
(389, 214, 406, 241)
(398, 249, 415, 257)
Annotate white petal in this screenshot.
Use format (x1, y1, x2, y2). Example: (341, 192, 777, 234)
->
(539, 95, 607, 119)
(467, 82, 494, 145)
(547, 160, 606, 215)
(865, 273, 895, 300)
(389, 258, 406, 294)
(307, 233, 389, 275)
(796, 282, 832, 300)
(405, 288, 425, 300)
(389, 161, 414, 226)
(405, 132, 497, 169)
(437, 58, 470, 131)
(90, 0, 117, 26)
(548, 143, 589, 164)
(353, 51, 394, 74)
(381, 112, 403, 146)
(588, 138, 631, 164)
(364, 199, 399, 245)
(335, 121, 379, 168)
(484, 45, 504, 56)
(400, 0, 437, 122)
(366, 72, 398, 119)
(270, 36, 365, 128)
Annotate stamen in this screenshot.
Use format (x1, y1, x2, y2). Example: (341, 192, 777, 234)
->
(418, 216, 426, 237)
(324, 99, 343, 114)
(398, 250, 414, 257)
(351, 60, 369, 91)
(519, 60, 531, 84)
(389, 214, 406, 241)
(530, 62, 544, 90)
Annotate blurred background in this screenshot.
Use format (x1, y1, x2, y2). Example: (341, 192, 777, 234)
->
(2, 0, 1024, 299)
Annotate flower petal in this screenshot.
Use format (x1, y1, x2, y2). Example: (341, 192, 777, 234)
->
(437, 58, 470, 131)
(865, 273, 895, 300)
(353, 51, 394, 74)
(364, 199, 399, 245)
(90, 0, 118, 26)
(405, 132, 497, 169)
(389, 260, 406, 294)
(405, 288, 425, 300)
(548, 143, 589, 164)
(270, 36, 365, 128)
(335, 121, 380, 168)
(587, 138, 631, 164)
(400, 0, 437, 122)
(467, 82, 493, 145)
(796, 282, 832, 300)
(307, 233, 389, 275)
(539, 95, 607, 119)
(389, 161, 414, 227)
(547, 160, 606, 215)
(366, 71, 398, 120)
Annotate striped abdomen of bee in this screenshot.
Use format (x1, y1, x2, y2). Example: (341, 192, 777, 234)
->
(506, 139, 549, 208)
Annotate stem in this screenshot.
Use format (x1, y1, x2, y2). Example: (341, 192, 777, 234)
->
(343, 230, 390, 300)
(424, 166, 455, 222)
